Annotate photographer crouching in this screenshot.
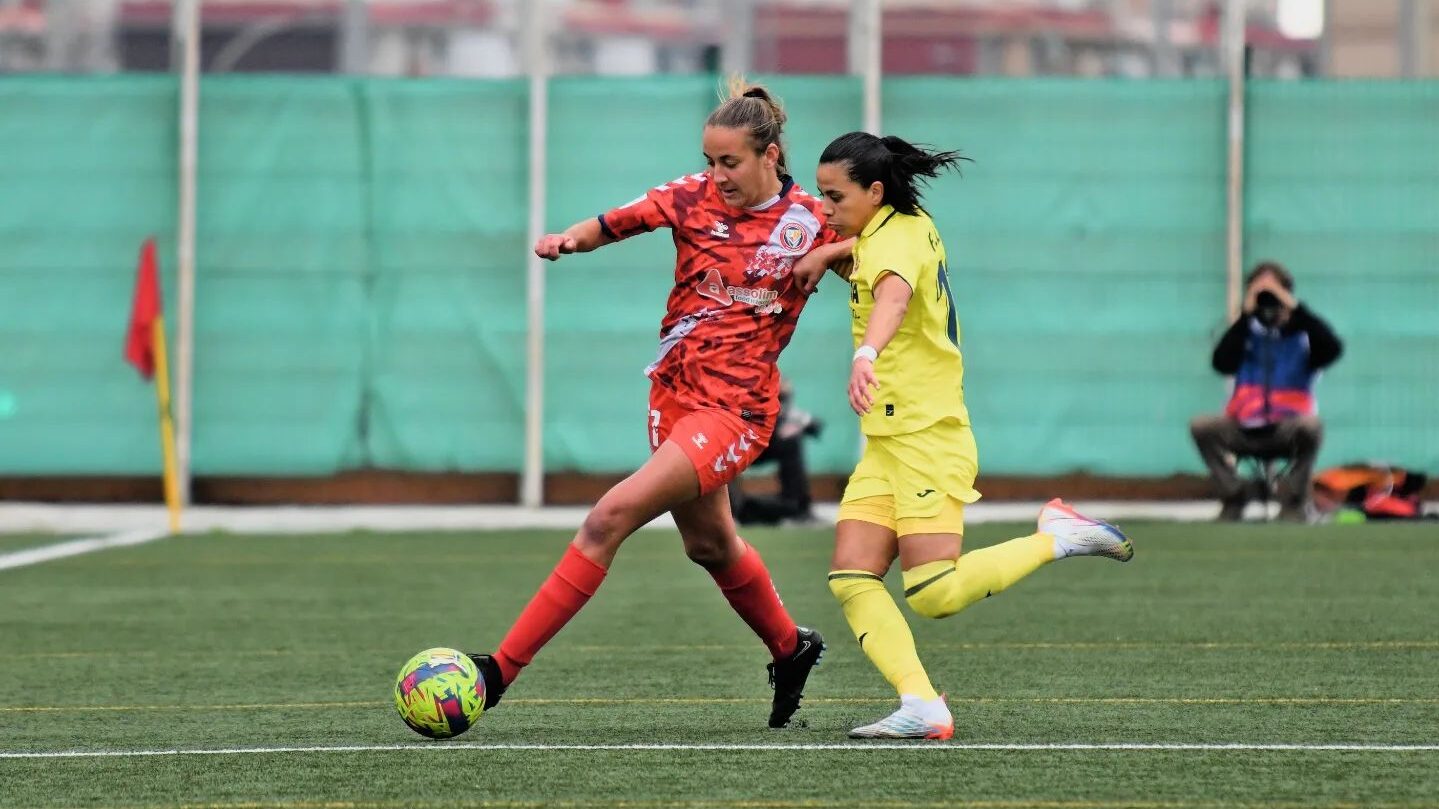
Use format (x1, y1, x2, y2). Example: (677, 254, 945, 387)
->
(1190, 262, 1344, 522)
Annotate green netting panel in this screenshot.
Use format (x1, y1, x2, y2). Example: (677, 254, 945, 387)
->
(763, 76, 865, 475)
(884, 79, 1229, 476)
(541, 76, 862, 473)
(542, 77, 709, 474)
(0, 76, 177, 474)
(362, 79, 529, 471)
(4, 77, 1434, 480)
(192, 78, 368, 474)
(1246, 81, 1439, 475)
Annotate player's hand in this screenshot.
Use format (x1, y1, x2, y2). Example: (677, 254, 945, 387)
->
(534, 233, 578, 260)
(791, 252, 828, 294)
(849, 359, 880, 415)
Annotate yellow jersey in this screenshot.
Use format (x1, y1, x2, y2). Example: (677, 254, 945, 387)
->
(849, 204, 969, 436)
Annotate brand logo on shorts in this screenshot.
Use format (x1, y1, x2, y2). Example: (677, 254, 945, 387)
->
(709, 428, 760, 474)
(917, 489, 936, 498)
(692, 432, 709, 449)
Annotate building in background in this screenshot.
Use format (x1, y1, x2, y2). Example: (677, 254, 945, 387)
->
(0, 0, 1432, 77)
(1327, 0, 1438, 77)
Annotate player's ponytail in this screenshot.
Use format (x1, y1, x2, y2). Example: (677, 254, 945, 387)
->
(819, 131, 968, 215)
(707, 75, 788, 176)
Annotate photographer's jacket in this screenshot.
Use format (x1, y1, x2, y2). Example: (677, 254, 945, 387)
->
(1212, 304, 1343, 428)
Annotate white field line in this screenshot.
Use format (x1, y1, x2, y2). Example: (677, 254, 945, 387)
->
(4, 695, 1438, 713)
(2, 741, 1437, 760)
(0, 500, 1226, 534)
(8, 639, 1437, 661)
(0, 529, 169, 572)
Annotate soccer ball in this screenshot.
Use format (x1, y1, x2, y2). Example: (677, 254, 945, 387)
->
(393, 647, 486, 739)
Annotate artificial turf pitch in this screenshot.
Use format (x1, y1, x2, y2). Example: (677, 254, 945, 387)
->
(1, 520, 1435, 808)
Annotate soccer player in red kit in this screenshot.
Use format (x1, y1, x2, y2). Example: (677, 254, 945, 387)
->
(465, 79, 837, 728)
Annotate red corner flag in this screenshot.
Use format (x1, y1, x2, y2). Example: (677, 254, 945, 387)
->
(123, 237, 182, 532)
(124, 238, 162, 379)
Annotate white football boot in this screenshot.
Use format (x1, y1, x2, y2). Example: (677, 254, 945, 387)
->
(848, 695, 954, 740)
(1039, 498, 1134, 562)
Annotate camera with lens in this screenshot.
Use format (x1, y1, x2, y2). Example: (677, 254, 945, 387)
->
(1254, 290, 1284, 327)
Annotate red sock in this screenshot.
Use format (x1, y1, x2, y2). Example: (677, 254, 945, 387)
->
(709, 541, 798, 660)
(494, 544, 607, 684)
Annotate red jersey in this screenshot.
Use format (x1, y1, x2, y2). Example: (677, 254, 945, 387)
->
(599, 172, 836, 422)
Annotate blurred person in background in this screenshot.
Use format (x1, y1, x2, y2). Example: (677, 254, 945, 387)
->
(730, 376, 823, 526)
(1190, 261, 1344, 522)
(794, 131, 1135, 740)
(466, 77, 845, 731)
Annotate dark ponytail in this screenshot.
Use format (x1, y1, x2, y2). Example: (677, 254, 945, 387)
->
(819, 131, 968, 215)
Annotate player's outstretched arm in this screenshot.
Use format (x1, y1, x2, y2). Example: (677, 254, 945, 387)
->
(792, 238, 856, 293)
(534, 217, 615, 260)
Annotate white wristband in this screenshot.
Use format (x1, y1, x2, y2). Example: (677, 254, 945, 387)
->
(853, 345, 878, 364)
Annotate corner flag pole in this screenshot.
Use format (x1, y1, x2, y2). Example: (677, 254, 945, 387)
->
(151, 315, 182, 534)
(126, 238, 182, 533)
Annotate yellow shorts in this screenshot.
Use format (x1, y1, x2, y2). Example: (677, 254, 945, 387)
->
(837, 417, 981, 536)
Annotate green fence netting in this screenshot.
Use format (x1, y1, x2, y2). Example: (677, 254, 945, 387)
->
(1, 76, 1433, 479)
(1245, 80, 1439, 478)
(0, 76, 177, 474)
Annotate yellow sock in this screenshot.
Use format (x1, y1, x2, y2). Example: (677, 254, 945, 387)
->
(903, 533, 1054, 619)
(827, 571, 939, 701)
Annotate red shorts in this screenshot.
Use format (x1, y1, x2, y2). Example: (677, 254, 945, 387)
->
(648, 383, 774, 495)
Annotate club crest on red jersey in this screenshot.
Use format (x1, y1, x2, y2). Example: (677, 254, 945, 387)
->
(780, 222, 808, 251)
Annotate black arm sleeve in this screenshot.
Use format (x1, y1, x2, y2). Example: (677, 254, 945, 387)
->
(1290, 304, 1344, 370)
(1211, 317, 1249, 375)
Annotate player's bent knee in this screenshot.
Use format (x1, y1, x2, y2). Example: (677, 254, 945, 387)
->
(902, 562, 970, 619)
(905, 586, 960, 620)
(578, 501, 641, 551)
(682, 533, 731, 568)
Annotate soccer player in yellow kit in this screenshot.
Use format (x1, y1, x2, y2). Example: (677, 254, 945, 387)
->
(796, 132, 1135, 739)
